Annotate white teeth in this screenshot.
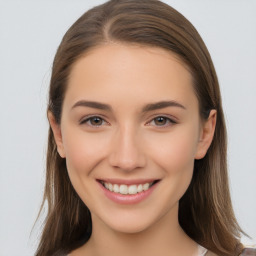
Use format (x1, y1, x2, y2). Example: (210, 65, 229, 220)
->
(143, 183, 149, 191)
(113, 184, 119, 193)
(102, 181, 154, 195)
(128, 185, 137, 195)
(119, 185, 128, 194)
(137, 184, 143, 193)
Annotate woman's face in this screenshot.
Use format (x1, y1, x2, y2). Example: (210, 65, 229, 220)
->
(50, 43, 215, 233)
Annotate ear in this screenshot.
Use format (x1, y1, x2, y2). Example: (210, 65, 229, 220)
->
(195, 110, 217, 160)
(48, 111, 66, 158)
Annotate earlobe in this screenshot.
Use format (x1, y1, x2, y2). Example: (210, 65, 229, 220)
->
(195, 110, 217, 160)
(48, 111, 66, 158)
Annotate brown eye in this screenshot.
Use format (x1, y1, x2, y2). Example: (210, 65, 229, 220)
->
(90, 117, 103, 126)
(154, 116, 168, 126)
(81, 116, 106, 127)
(147, 116, 176, 127)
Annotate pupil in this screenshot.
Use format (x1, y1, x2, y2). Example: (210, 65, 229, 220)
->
(155, 117, 166, 125)
(92, 117, 102, 125)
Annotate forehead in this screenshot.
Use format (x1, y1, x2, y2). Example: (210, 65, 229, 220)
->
(65, 43, 198, 110)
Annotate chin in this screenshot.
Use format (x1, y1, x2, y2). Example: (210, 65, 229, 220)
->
(97, 210, 160, 234)
(109, 220, 152, 234)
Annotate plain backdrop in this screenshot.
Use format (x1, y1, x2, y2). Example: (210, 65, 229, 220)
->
(0, 0, 255, 255)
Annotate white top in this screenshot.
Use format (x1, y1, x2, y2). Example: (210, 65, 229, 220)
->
(68, 244, 208, 256)
(197, 244, 208, 256)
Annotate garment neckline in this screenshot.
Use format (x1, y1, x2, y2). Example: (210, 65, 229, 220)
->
(68, 243, 209, 256)
(197, 244, 208, 256)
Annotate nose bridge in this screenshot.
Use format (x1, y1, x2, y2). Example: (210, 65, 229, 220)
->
(109, 123, 146, 171)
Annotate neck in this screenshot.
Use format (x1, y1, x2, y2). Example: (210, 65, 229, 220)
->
(78, 204, 198, 256)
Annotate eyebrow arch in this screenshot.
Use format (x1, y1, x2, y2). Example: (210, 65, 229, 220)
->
(71, 100, 186, 113)
(71, 100, 112, 111)
(142, 100, 186, 113)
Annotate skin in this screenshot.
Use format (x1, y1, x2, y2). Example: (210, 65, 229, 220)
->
(49, 43, 216, 256)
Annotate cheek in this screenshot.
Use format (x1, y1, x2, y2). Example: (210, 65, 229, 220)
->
(147, 126, 199, 174)
(61, 127, 111, 206)
(62, 126, 109, 176)
(145, 125, 199, 201)
(150, 127, 198, 205)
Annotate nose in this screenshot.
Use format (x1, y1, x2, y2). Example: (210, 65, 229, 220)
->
(108, 126, 146, 172)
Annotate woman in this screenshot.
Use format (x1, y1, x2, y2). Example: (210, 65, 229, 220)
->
(35, 0, 255, 255)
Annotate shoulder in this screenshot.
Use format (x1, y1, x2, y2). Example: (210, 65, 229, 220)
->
(205, 251, 218, 256)
(239, 248, 256, 256)
(205, 248, 256, 256)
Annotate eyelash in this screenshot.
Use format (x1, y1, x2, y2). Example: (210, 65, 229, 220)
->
(146, 115, 177, 127)
(80, 115, 109, 127)
(80, 115, 177, 128)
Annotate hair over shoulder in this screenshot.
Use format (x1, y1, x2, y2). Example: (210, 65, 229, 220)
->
(35, 1, 246, 255)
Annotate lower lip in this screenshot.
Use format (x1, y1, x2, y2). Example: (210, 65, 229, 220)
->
(98, 181, 159, 205)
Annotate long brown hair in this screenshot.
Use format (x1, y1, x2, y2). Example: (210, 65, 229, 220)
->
(35, 1, 245, 255)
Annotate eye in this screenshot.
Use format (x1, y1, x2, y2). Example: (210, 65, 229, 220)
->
(147, 116, 176, 127)
(80, 116, 107, 127)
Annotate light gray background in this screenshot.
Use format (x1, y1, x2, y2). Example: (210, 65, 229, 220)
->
(0, 0, 255, 255)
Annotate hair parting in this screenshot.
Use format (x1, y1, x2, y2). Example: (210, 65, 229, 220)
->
(35, 1, 245, 255)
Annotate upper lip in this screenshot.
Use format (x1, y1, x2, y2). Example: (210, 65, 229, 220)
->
(97, 178, 160, 185)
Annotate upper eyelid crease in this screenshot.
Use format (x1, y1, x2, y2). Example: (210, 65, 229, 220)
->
(80, 115, 106, 122)
(80, 115, 176, 128)
(80, 116, 109, 127)
(146, 113, 179, 122)
(79, 113, 177, 124)
(79, 114, 107, 122)
(147, 116, 177, 126)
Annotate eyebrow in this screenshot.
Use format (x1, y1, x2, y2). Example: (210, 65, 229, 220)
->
(142, 100, 186, 113)
(71, 100, 186, 112)
(71, 100, 112, 111)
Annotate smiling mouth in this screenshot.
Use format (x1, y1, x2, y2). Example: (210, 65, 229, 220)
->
(98, 180, 160, 195)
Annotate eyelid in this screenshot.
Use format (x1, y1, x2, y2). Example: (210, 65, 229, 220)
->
(145, 114, 178, 127)
(78, 114, 177, 128)
(79, 115, 110, 126)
